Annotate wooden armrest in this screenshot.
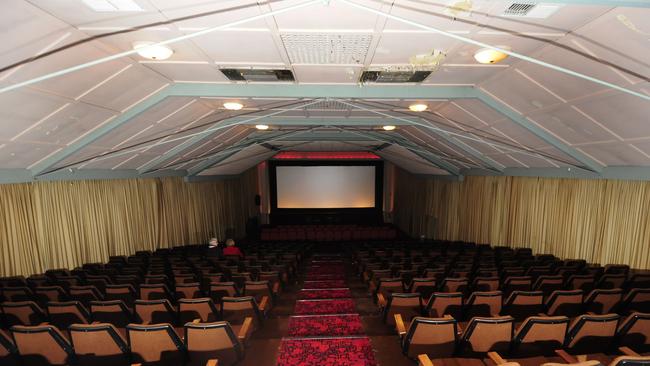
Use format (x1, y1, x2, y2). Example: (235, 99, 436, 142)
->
(488, 351, 506, 365)
(555, 349, 578, 363)
(272, 282, 280, 294)
(238, 317, 253, 341)
(205, 359, 218, 366)
(258, 296, 269, 312)
(192, 318, 201, 324)
(131, 363, 142, 366)
(395, 314, 406, 336)
(417, 354, 434, 366)
(443, 314, 453, 319)
(619, 346, 641, 357)
(377, 293, 386, 308)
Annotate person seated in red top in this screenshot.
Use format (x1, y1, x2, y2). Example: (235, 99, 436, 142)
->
(222, 238, 244, 258)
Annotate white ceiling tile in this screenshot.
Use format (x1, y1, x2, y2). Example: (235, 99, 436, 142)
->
(0, 88, 69, 140)
(192, 31, 285, 64)
(526, 104, 619, 145)
(141, 63, 228, 82)
(578, 141, 650, 166)
(293, 65, 360, 83)
(0, 141, 62, 169)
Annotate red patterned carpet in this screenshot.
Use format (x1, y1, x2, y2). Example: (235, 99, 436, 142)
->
(305, 273, 347, 280)
(294, 299, 357, 315)
(307, 266, 345, 275)
(287, 314, 364, 337)
(297, 289, 352, 299)
(302, 280, 347, 289)
(276, 337, 377, 366)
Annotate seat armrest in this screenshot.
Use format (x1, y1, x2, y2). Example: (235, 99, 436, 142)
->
(258, 296, 269, 312)
(555, 349, 578, 363)
(238, 317, 253, 342)
(205, 360, 218, 366)
(132, 364, 142, 366)
(395, 314, 406, 336)
(377, 293, 386, 308)
(619, 346, 641, 357)
(192, 318, 201, 324)
(417, 354, 434, 366)
(272, 282, 280, 294)
(487, 351, 506, 365)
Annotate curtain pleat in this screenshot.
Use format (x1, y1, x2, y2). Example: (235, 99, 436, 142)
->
(394, 169, 650, 269)
(0, 171, 258, 277)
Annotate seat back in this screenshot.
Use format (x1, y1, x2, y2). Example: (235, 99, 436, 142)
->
(461, 316, 514, 354)
(472, 277, 500, 292)
(585, 288, 623, 314)
(33, 286, 66, 306)
(134, 299, 177, 325)
(47, 301, 92, 331)
(441, 277, 469, 294)
(608, 356, 650, 366)
(545, 290, 583, 317)
(175, 283, 202, 300)
(90, 300, 133, 330)
(567, 275, 596, 292)
(127, 324, 185, 366)
(0, 329, 18, 366)
(221, 296, 262, 330)
(566, 314, 620, 354)
(598, 274, 628, 290)
(411, 278, 436, 300)
(139, 284, 172, 301)
(209, 282, 238, 304)
(244, 281, 273, 305)
(384, 293, 422, 325)
(504, 291, 544, 321)
(503, 276, 533, 296)
(465, 291, 502, 318)
(533, 275, 565, 297)
(513, 316, 569, 356)
(0, 301, 46, 326)
(185, 321, 243, 366)
(11, 325, 73, 366)
(616, 312, 650, 354)
(179, 298, 220, 324)
(622, 289, 650, 314)
(69, 285, 103, 307)
(70, 323, 129, 366)
(427, 292, 463, 319)
(104, 284, 136, 308)
(403, 317, 458, 358)
(377, 278, 404, 298)
(1, 287, 33, 302)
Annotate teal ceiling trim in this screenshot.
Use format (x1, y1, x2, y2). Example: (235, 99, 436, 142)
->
(229, 116, 419, 126)
(30, 85, 173, 177)
(170, 83, 475, 99)
(473, 90, 604, 173)
(0, 168, 185, 184)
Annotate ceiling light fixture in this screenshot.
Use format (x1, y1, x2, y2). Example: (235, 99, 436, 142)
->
(223, 102, 244, 110)
(255, 124, 269, 130)
(474, 47, 509, 64)
(83, 0, 143, 12)
(408, 103, 428, 112)
(132, 42, 173, 60)
(382, 125, 396, 131)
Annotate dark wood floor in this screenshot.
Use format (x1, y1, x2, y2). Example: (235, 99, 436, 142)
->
(239, 255, 415, 366)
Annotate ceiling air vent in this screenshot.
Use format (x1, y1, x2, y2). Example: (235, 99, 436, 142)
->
(220, 69, 295, 82)
(502, 2, 537, 16)
(360, 70, 432, 83)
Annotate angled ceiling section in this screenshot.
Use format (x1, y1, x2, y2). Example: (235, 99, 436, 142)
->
(0, 0, 648, 183)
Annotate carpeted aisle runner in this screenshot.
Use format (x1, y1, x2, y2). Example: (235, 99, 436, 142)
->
(277, 254, 378, 366)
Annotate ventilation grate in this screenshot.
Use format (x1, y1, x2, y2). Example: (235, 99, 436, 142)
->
(281, 33, 372, 64)
(502, 2, 537, 16)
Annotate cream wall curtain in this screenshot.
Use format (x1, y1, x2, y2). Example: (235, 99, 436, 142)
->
(393, 169, 650, 269)
(0, 171, 258, 277)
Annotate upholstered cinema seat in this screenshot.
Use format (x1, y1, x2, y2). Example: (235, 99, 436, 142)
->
(11, 325, 74, 366)
(105, 284, 137, 309)
(135, 299, 178, 326)
(459, 316, 514, 357)
(464, 291, 503, 318)
(411, 278, 437, 301)
(69, 323, 130, 366)
(565, 314, 621, 361)
(509, 316, 570, 364)
(244, 280, 274, 306)
(382, 293, 423, 326)
(139, 283, 174, 302)
(90, 300, 134, 336)
(221, 296, 266, 333)
(584, 289, 623, 315)
(545, 290, 584, 318)
(617, 312, 650, 355)
(621, 289, 650, 314)
(0, 329, 18, 366)
(127, 323, 186, 366)
(185, 321, 251, 366)
(69, 285, 103, 307)
(179, 298, 220, 324)
(47, 300, 92, 335)
(0, 301, 46, 326)
(395, 316, 458, 359)
(1, 287, 34, 302)
(426, 292, 464, 320)
(33, 285, 67, 306)
(503, 291, 544, 322)
(175, 283, 203, 300)
(209, 282, 239, 305)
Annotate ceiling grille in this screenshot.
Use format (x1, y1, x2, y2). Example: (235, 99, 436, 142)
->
(502, 2, 537, 16)
(281, 33, 372, 64)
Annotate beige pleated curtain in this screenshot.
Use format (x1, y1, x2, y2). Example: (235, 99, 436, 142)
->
(393, 169, 650, 269)
(0, 170, 258, 277)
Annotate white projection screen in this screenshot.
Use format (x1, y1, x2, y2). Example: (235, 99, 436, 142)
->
(276, 166, 376, 208)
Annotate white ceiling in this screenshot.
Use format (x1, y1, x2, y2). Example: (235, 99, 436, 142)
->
(0, 0, 648, 177)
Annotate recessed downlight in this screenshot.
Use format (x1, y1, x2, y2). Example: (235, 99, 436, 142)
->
(474, 47, 509, 64)
(223, 102, 244, 110)
(132, 41, 173, 60)
(408, 104, 428, 112)
(255, 124, 269, 130)
(382, 125, 396, 131)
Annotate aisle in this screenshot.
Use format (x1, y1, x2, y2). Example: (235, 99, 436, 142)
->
(276, 254, 379, 366)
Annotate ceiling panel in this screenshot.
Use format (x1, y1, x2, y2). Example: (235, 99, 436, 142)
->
(142, 63, 228, 82)
(293, 65, 360, 83)
(526, 104, 619, 145)
(0, 88, 69, 141)
(378, 145, 450, 175)
(578, 141, 650, 166)
(372, 33, 459, 65)
(153, 0, 270, 29)
(0, 141, 61, 169)
(271, 0, 381, 30)
(27, 0, 165, 28)
(79, 66, 169, 112)
(424, 65, 507, 85)
(192, 31, 284, 64)
(199, 146, 275, 176)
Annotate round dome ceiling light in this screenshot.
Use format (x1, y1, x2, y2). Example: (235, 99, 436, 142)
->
(223, 102, 244, 110)
(132, 41, 173, 60)
(474, 47, 509, 64)
(408, 103, 428, 112)
(382, 125, 396, 131)
(255, 124, 269, 130)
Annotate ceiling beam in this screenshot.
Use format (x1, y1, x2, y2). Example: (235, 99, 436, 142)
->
(474, 90, 603, 173)
(226, 116, 418, 126)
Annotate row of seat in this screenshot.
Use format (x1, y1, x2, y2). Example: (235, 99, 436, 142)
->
(396, 312, 650, 366)
(378, 288, 650, 325)
(1, 320, 248, 366)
